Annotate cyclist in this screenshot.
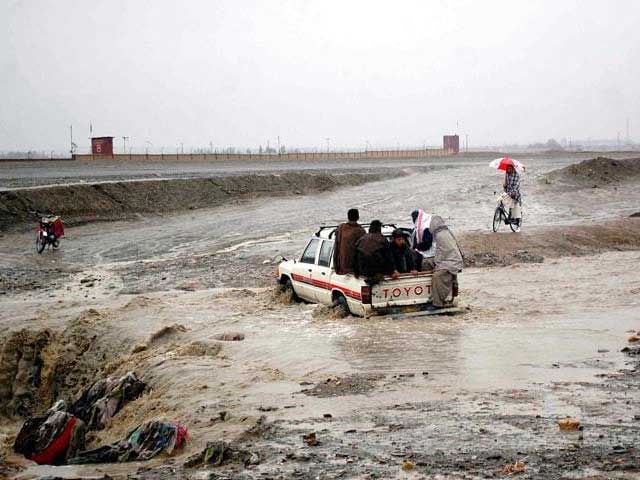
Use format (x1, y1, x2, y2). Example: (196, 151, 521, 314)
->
(503, 164, 522, 227)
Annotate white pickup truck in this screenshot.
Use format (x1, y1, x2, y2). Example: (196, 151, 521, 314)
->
(276, 224, 459, 318)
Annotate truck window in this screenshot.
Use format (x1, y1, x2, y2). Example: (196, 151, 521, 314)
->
(317, 240, 333, 267)
(300, 238, 320, 264)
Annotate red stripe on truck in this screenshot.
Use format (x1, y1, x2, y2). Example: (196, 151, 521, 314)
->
(291, 274, 362, 301)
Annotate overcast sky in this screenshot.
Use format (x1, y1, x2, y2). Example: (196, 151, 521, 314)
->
(1, 0, 639, 152)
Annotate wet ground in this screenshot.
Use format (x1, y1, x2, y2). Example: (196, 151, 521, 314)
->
(1, 153, 640, 479)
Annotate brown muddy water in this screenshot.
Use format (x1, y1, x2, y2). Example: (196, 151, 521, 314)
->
(1, 153, 640, 479)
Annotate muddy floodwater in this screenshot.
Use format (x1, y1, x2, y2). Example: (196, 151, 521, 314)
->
(1, 153, 640, 479)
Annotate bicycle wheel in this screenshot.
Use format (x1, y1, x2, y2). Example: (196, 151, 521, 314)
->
(36, 232, 45, 254)
(510, 215, 522, 233)
(492, 208, 502, 232)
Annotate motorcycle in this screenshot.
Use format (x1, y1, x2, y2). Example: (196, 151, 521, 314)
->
(35, 214, 64, 254)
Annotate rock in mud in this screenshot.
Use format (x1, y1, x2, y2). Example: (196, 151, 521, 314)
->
(301, 374, 383, 398)
(214, 332, 245, 341)
(558, 418, 581, 431)
(302, 432, 319, 446)
(184, 441, 260, 467)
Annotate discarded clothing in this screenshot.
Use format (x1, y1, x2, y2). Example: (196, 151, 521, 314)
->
(14, 400, 86, 465)
(70, 420, 187, 464)
(70, 371, 146, 430)
(184, 441, 259, 468)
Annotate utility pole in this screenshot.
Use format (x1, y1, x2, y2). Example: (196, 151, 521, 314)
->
(122, 136, 129, 154)
(277, 136, 281, 154)
(465, 134, 469, 152)
(325, 137, 330, 153)
(70, 125, 73, 155)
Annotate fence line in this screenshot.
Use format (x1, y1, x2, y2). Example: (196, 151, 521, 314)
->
(73, 148, 456, 162)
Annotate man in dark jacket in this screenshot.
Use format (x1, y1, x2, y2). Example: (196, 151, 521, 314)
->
(333, 208, 366, 275)
(354, 220, 395, 283)
(390, 229, 417, 274)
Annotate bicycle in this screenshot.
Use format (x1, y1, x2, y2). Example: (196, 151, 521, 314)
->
(492, 192, 522, 233)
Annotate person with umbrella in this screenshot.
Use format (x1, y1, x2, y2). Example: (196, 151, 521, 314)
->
(490, 157, 524, 228)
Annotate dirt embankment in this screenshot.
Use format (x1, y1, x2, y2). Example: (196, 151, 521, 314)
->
(0, 171, 403, 231)
(543, 156, 640, 187)
(461, 218, 640, 267)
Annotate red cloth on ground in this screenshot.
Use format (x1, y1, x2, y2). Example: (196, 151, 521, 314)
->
(29, 417, 76, 465)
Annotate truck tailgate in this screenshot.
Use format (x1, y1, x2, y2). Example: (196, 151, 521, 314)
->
(370, 273, 433, 308)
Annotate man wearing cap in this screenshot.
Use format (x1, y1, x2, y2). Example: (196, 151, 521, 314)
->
(333, 208, 366, 275)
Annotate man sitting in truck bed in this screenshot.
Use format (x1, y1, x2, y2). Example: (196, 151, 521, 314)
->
(333, 208, 366, 275)
(390, 229, 418, 275)
(354, 220, 395, 284)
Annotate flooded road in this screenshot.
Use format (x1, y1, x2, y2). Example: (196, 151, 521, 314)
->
(2, 153, 640, 479)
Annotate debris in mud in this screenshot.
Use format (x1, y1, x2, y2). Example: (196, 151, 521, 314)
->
(557, 418, 581, 431)
(70, 420, 187, 464)
(628, 335, 640, 343)
(214, 332, 245, 341)
(301, 374, 383, 398)
(184, 441, 260, 468)
(501, 459, 525, 475)
(401, 459, 416, 471)
(257, 405, 278, 412)
(14, 400, 86, 465)
(69, 371, 146, 430)
(302, 432, 319, 446)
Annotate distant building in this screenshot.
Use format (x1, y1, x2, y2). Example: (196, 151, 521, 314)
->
(443, 135, 459, 154)
(91, 137, 114, 155)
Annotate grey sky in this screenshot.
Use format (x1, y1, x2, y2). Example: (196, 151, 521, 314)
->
(1, 0, 639, 152)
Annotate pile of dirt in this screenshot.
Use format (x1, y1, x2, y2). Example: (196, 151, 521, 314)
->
(0, 171, 405, 231)
(543, 156, 640, 187)
(461, 218, 640, 267)
(0, 309, 135, 418)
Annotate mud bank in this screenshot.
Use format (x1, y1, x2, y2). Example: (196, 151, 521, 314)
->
(461, 218, 640, 267)
(543, 156, 640, 187)
(0, 171, 403, 231)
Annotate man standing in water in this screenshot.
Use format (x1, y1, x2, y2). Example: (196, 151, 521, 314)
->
(411, 210, 463, 311)
(504, 164, 522, 227)
(333, 208, 365, 275)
